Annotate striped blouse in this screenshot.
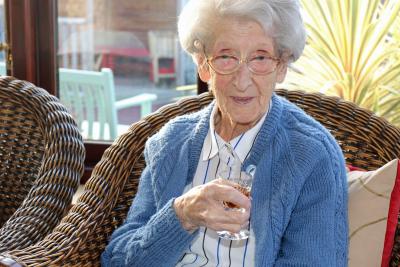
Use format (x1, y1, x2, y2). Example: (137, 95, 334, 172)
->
(175, 103, 269, 267)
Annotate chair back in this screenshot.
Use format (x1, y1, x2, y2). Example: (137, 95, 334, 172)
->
(59, 68, 118, 140)
(2, 89, 400, 265)
(0, 76, 85, 252)
(0, 62, 5, 76)
(59, 68, 157, 140)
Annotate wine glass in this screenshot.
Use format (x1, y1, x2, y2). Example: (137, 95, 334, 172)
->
(216, 169, 253, 240)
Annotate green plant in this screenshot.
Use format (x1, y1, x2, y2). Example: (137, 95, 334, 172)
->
(283, 0, 400, 126)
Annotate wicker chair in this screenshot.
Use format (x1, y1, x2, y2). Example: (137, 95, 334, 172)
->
(0, 89, 399, 266)
(0, 76, 85, 254)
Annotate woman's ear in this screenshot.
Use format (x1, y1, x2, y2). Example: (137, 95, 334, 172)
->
(276, 62, 288, 83)
(276, 52, 290, 83)
(197, 56, 211, 83)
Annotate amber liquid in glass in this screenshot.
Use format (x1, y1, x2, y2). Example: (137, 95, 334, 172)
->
(223, 185, 250, 209)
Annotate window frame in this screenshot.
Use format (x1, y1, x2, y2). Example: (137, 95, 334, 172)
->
(5, 0, 208, 182)
(5, 0, 57, 94)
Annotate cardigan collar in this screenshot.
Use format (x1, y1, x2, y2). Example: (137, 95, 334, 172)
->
(186, 93, 283, 182)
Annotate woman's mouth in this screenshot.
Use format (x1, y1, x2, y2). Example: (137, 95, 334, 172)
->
(231, 96, 254, 104)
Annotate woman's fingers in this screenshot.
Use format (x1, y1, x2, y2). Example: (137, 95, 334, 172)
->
(208, 181, 251, 211)
(198, 205, 248, 233)
(206, 204, 250, 225)
(174, 179, 251, 232)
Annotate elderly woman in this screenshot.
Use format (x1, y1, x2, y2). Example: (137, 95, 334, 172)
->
(101, 0, 348, 266)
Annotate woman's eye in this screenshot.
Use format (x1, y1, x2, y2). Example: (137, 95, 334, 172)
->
(216, 54, 235, 60)
(253, 55, 267, 61)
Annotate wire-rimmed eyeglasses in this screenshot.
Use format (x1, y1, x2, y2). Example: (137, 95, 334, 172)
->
(205, 51, 281, 75)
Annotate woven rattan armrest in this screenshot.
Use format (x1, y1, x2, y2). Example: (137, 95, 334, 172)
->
(0, 76, 85, 254)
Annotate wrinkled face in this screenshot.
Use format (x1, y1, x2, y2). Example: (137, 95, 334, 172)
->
(198, 18, 288, 127)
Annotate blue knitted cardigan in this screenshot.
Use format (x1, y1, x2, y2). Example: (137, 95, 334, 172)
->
(101, 93, 349, 266)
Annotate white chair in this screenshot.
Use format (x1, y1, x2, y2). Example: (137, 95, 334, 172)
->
(0, 61, 6, 75)
(59, 68, 157, 140)
(148, 30, 177, 84)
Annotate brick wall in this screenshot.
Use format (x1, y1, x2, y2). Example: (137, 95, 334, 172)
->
(108, 1, 177, 31)
(58, 0, 177, 43)
(59, 0, 107, 29)
(59, 0, 87, 18)
(58, 0, 177, 29)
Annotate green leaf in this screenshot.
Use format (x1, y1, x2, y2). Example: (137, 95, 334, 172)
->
(287, 0, 400, 126)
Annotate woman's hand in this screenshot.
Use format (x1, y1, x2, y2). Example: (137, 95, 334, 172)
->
(173, 178, 251, 233)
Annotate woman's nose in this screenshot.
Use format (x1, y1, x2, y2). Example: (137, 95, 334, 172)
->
(233, 63, 252, 91)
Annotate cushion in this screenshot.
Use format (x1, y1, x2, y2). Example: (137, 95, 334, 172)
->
(347, 159, 400, 266)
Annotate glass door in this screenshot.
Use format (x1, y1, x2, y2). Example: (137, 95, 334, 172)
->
(57, 0, 197, 141)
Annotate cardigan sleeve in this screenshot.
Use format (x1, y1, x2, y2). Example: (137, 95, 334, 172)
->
(274, 152, 348, 266)
(100, 166, 195, 267)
